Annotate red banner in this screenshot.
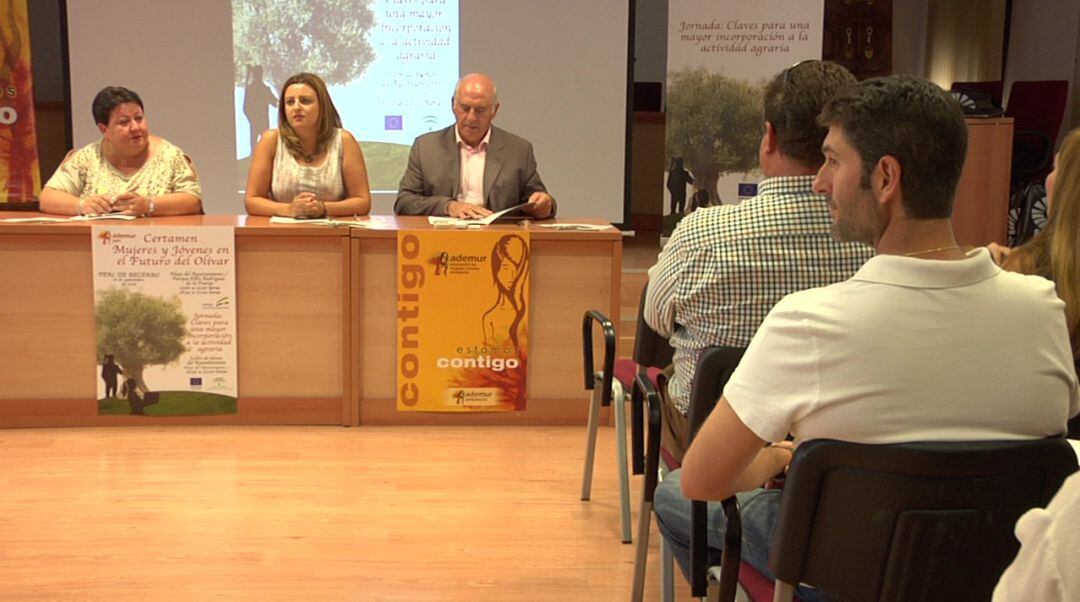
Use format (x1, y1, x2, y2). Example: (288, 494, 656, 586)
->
(0, 0, 41, 204)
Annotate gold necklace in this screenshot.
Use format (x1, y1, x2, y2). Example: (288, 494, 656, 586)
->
(903, 245, 961, 257)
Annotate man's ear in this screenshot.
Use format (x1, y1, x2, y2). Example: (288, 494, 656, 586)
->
(875, 155, 902, 205)
(97, 122, 108, 136)
(761, 121, 778, 156)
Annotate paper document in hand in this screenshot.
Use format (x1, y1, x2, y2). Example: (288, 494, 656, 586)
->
(476, 202, 530, 225)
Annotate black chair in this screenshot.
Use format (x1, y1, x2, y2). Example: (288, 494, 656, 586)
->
(631, 346, 745, 601)
(581, 285, 673, 543)
(1006, 80, 1069, 184)
(706, 437, 1079, 602)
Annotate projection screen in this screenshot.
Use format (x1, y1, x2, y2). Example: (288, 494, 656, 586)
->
(65, 0, 629, 223)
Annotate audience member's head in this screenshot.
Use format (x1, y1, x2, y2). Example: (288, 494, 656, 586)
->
(91, 86, 144, 127)
(817, 75, 968, 219)
(762, 60, 856, 170)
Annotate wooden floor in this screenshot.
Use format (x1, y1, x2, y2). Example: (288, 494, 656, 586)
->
(0, 424, 689, 601)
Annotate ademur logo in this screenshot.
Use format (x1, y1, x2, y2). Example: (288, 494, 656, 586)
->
(428, 250, 487, 276)
(98, 230, 136, 245)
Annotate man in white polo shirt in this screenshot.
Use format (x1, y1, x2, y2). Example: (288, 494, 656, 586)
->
(654, 75, 1079, 601)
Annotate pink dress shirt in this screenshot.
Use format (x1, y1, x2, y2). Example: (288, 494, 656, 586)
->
(456, 127, 491, 207)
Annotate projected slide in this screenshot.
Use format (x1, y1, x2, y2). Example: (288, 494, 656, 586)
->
(232, 0, 459, 192)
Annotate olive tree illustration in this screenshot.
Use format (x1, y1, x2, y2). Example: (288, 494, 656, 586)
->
(232, 0, 376, 91)
(666, 68, 763, 205)
(96, 289, 188, 395)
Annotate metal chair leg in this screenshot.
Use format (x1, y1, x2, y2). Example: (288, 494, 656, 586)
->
(580, 373, 602, 501)
(661, 536, 676, 602)
(772, 582, 795, 602)
(631, 499, 652, 602)
(613, 380, 631, 543)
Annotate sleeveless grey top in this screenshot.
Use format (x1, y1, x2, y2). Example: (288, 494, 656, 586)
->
(270, 128, 346, 202)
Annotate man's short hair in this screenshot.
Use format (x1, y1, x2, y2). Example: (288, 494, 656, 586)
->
(762, 60, 857, 169)
(818, 75, 968, 219)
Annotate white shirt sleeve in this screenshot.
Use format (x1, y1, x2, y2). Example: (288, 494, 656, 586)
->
(43, 149, 85, 196)
(721, 295, 820, 443)
(993, 471, 1080, 602)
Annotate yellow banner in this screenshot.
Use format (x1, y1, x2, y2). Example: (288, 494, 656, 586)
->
(397, 230, 530, 412)
(0, 0, 40, 204)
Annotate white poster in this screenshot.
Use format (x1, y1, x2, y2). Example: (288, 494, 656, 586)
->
(665, 0, 824, 232)
(91, 226, 238, 416)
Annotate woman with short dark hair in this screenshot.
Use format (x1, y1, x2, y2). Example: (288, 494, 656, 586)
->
(40, 85, 202, 216)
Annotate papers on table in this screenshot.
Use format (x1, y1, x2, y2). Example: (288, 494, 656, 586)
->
(72, 214, 137, 221)
(427, 202, 531, 227)
(534, 223, 614, 231)
(428, 216, 481, 229)
(268, 216, 392, 229)
(3, 214, 136, 223)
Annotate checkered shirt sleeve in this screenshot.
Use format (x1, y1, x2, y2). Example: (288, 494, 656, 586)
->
(645, 175, 874, 414)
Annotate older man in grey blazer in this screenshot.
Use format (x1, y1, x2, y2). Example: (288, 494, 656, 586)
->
(394, 73, 556, 218)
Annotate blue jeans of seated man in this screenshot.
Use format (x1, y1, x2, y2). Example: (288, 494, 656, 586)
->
(653, 470, 829, 602)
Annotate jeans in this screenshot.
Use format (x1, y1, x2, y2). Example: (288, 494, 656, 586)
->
(653, 470, 829, 602)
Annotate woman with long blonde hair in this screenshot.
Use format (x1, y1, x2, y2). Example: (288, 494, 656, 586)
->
(996, 128, 1080, 363)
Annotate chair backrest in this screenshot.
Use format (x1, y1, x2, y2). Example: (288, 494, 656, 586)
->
(769, 437, 1079, 602)
(632, 284, 674, 371)
(1005, 80, 1069, 142)
(687, 346, 746, 598)
(686, 346, 747, 441)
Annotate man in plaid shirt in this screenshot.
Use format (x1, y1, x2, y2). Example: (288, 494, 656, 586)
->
(645, 61, 874, 463)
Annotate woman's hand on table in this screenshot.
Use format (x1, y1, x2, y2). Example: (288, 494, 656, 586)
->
(77, 195, 114, 216)
(288, 192, 326, 218)
(112, 192, 152, 216)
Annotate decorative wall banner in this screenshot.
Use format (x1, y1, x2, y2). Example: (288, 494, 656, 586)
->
(664, 0, 824, 232)
(0, 0, 41, 204)
(91, 226, 238, 416)
(397, 230, 530, 412)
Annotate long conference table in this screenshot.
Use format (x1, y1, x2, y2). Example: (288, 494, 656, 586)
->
(0, 214, 621, 428)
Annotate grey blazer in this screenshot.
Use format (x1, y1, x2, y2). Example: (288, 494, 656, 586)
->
(394, 125, 555, 216)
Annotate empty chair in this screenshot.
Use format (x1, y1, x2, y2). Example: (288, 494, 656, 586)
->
(581, 285, 673, 543)
(1006, 80, 1070, 183)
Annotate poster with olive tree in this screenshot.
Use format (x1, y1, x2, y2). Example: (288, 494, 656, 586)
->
(664, 0, 824, 235)
(92, 226, 237, 416)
